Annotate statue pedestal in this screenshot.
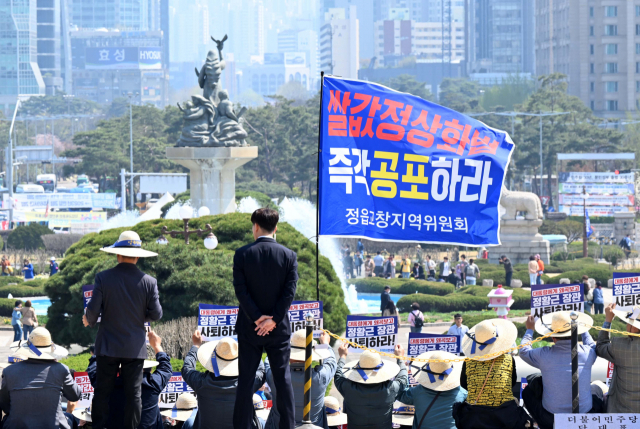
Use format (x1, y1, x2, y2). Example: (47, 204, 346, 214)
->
(488, 219, 551, 265)
(166, 146, 258, 215)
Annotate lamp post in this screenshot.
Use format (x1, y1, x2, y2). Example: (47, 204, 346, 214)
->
(582, 185, 588, 258)
(157, 206, 218, 247)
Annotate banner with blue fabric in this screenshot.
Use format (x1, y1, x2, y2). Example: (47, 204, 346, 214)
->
(345, 315, 398, 353)
(612, 272, 640, 311)
(159, 373, 196, 408)
(530, 283, 584, 319)
(318, 76, 514, 246)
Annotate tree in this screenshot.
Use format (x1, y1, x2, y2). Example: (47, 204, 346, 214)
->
(276, 81, 311, 104)
(7, 223, 54, 250)
(481, 75, 535, 111)
(384, 74, 433, 101)
(438, 78, 482, 112)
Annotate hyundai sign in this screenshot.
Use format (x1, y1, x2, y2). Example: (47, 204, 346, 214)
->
(85, 47, 162, 70)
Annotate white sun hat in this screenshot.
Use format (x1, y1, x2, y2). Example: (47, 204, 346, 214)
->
(9, 327, 68, 361)
(50, 257, 56, 261)
(534, 311, 593, 338)
(100, 231, 158, 258)
(72, 407, 92, 422)
(410, 350, 463, 392)
(324, 396, 347, 426)
(342, 350, 400, 384)
(392, 402, 415, 426)
(461, 319, 518, 361)
(197, 337, 239, 377)
(143, 360, 159, 369)
(290, 329, 331, 361)
(612, 306, 640, 331)
(160, 393, 198, 421)
(253, 394, 271, 420)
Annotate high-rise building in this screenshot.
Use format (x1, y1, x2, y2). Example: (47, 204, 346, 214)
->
(0, 0, 45, 112)
(466, 0, 535, 75)
(277, 28, 320, 88)
(535, 1, 638, 118)
(320, 6, 359, 79)
(37, 0, 63, 95)
(69, 0, 150, 30)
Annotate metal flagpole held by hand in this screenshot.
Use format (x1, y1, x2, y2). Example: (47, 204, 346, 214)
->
(298, 312, 322, 429)
(571, 311, 579, 413)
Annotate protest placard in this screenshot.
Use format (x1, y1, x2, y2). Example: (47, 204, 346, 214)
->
(198, 304, 238, 342)
(288, 301, 323, 338)
(554, 414, 639, 428)
(407, 333, 460, 357)
(530, 283, 583, 319)
(74, 371, 94, 408)
(607, 362, 615, 387)
(345, 315, 397, 354)
(612, 273, 640, 312)
(158, 373, 196, 408)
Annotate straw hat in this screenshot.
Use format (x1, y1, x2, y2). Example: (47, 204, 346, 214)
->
(100, 231, 158, 258)
(72, 407, 92, 422)
(392, 402, 414, 426)
(534, 311, 593, 338)
(461, 319, 517, 361)
(160, 393, 198, 421)
(592, 380, 609, 396)
(612, 306, 640, 330)
(342, 350, 400, 384)
(253, 394, 270, 420)
(9, 327, 68, 361)
(290, 329, 331, 361)
(411, 351, 463, 392)
(143, 360, 159, 370)
(324, 396, 347, 427)
(197, 337, 239, 376)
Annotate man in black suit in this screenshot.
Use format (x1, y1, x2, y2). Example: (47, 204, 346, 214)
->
(380, 285, 391, 316)
(83, 230, 163, 429)
(232, 208, 298, 429)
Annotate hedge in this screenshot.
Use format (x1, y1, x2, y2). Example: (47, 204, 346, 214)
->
(59, 353, 207, 373)
(0, 298, 17, 317)
(0, 284, 47, 298)
(349, 278, 454, 296)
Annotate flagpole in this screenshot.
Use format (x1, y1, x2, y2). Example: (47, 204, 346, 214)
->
(315, 71, 325, 302)
(582, 185, 587, 258)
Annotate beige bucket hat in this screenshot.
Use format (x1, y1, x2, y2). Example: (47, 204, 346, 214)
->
(342, 350, 400, 384)
(253, 394, 271, 420)
(411, 351, 463, 392)
(100, 231, 158, 258)
(612, 306, 640, 330)
(160, 393, 198, 421)
(535, 311, 593, 338)
(461, 319, 517, 361)
(324, 396, 347, 427)
(392, 402, 415, 426)
(10, 327, 68, 361)
(290, 329, 331, 361)
(197, 337, 239, 377)
(143, 360, 159, 369)
(72, 407, 92, 422)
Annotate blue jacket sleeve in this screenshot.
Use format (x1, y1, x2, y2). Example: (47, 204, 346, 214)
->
(144, 279, 163, 322)
(518, 329, 544, 368)
(86, 276, 103, 327)
(391, 360, 408, 394)
(148, 352, 173, 394)
(182, 346, 206, 392)
(334, 357, 348, 396)
(61, 364, 82, 402)
(315, 348, 337, 389)
(233, 250, 263, 323)
(396, 385, 415, 405)
(271, 252, 298, 325)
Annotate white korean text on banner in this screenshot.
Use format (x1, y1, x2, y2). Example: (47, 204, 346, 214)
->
(612, 273, 640, 312)
(198, 304, 238, 342)
(407, 333, 460, 386)
(318, 76, 514, 246)
(530, 283, 584, 319)
(288, 301, 323, 338)
(345, 315, 397, 354)
(159, 373, 196, 408)
(74, 372, 94, 408)
(555, 414, 639, 428)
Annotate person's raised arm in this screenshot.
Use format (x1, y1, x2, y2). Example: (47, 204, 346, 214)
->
(271, 253, 298, 325)
(182, 330, 206, 392)
(233, 251, 263, 324)
(316, 332, 337, 386)
(392, 345, 408, 393)
(597, 303, 616, 362)
(148, 331, 172, 393)
(334, 343, 349, 394)
(145, 279, 163, 322)
(519, 316, 544, 368)
(85, 276, 103, 327)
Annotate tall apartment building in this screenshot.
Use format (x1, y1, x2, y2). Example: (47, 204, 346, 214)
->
(37, 0, 64, 94)
(535, 0, 639, 118)
(0, 0, 45, 113)
(69, 0, 150, 30)
(277, 28, 320, 88)
(320, 6, 359, 79)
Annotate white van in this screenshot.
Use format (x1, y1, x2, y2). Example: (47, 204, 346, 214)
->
(15, 184, 45, 194)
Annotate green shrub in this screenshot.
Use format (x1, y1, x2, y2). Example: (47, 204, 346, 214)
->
(604, 247, 624, 266)
(45, 212, 349, 347)
(397, 293, 489, 313)
(552, 266, 612, 286)
(59, 353, 91, 372)
(0, 284, 46, 297)
(350, 278, 454, 296)
(7, 223, 54, 250)
(0, 298, 18, 317)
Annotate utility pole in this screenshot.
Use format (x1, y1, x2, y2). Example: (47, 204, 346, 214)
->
(128, 92, 134, 210)
(7, 100, 20, 228)
(583, 185, 588, 258)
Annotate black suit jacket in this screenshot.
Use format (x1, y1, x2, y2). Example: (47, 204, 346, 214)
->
(380, 291, 391, 312)
(233, 237, 298, 337)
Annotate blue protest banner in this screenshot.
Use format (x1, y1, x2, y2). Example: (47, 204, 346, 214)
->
(159, 372, 196, 408)
(530, 283, 584, 319)
(612, 273, 640, 311)
(520, 377, 528, 401)
(198, 304, 239, 342)
(345, 315, 398, 354)
(318, 76, 514, 246)
(407, 333, 460, 357)
(288, 301, 324, 338)
(81, 284, 100, 323)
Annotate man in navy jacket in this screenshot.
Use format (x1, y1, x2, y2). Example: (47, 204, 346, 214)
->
(232, 208, 298, 429)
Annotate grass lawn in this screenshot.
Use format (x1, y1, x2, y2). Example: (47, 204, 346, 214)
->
(362, 309, 531, 324)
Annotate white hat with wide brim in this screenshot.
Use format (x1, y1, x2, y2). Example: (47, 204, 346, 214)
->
(324, 396, 348, 426)
(143, 360, 159, 369)
(160, 393, 198, 421)
(289, 329, 332, 361)
(9, 327, 68, 361)
(253, 394, 271, 420)
(100, 231, 158, 258)
(411, 351, 463, 392)
(72, 407, 92, 422)
(342, 350, 400, 384)
(461, 318, 518, 361)
(612, 306, 640, 330)
(535, 311, 593, 338)
(197, 337, 239, 376)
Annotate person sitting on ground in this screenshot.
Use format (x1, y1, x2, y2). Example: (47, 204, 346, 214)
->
(334, 343, 407, 429)
(160, 393, 198, 429)
(253, 393, 271, 427)
(453, 319, 531, 428)
(20, 300, 37, 341)
(398, 350, 468, 429)
(596, 304, 640, 413)
(0, 327, 81, 428)
(182, 332, 265, 429)
(364, 255, 374, 278)
(464, 259, 480, 286)
(324, 396, 348, 428)
(264, 330, 336, 429)
(520, 312, 602, 429)
(86, 330, 173, 429)
(411, 263, 425, 280)
(408, 303, 424, 334)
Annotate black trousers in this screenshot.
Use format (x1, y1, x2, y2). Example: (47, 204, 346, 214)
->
(92, 356, 144, 429)
(505, 271, 512, 287)
(234, 329, 295, 429)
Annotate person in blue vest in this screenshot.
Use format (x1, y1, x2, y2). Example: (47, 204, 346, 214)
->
(22, 259, 34, 280)
(50, 257, 59, 275)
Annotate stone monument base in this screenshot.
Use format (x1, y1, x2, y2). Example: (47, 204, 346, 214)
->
(166, 146, 258, 215)
(488, 219, 551, 265)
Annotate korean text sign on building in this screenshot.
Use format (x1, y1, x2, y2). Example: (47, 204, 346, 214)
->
(407, 333, 460, 357)
(530, 283, 584, 319)
(159, 373, 196, 408)
(612, 273, 640, 311)
(74, 372, 94, 408)
(345, 315, 397, 354)
(318, 76, 514, 246)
